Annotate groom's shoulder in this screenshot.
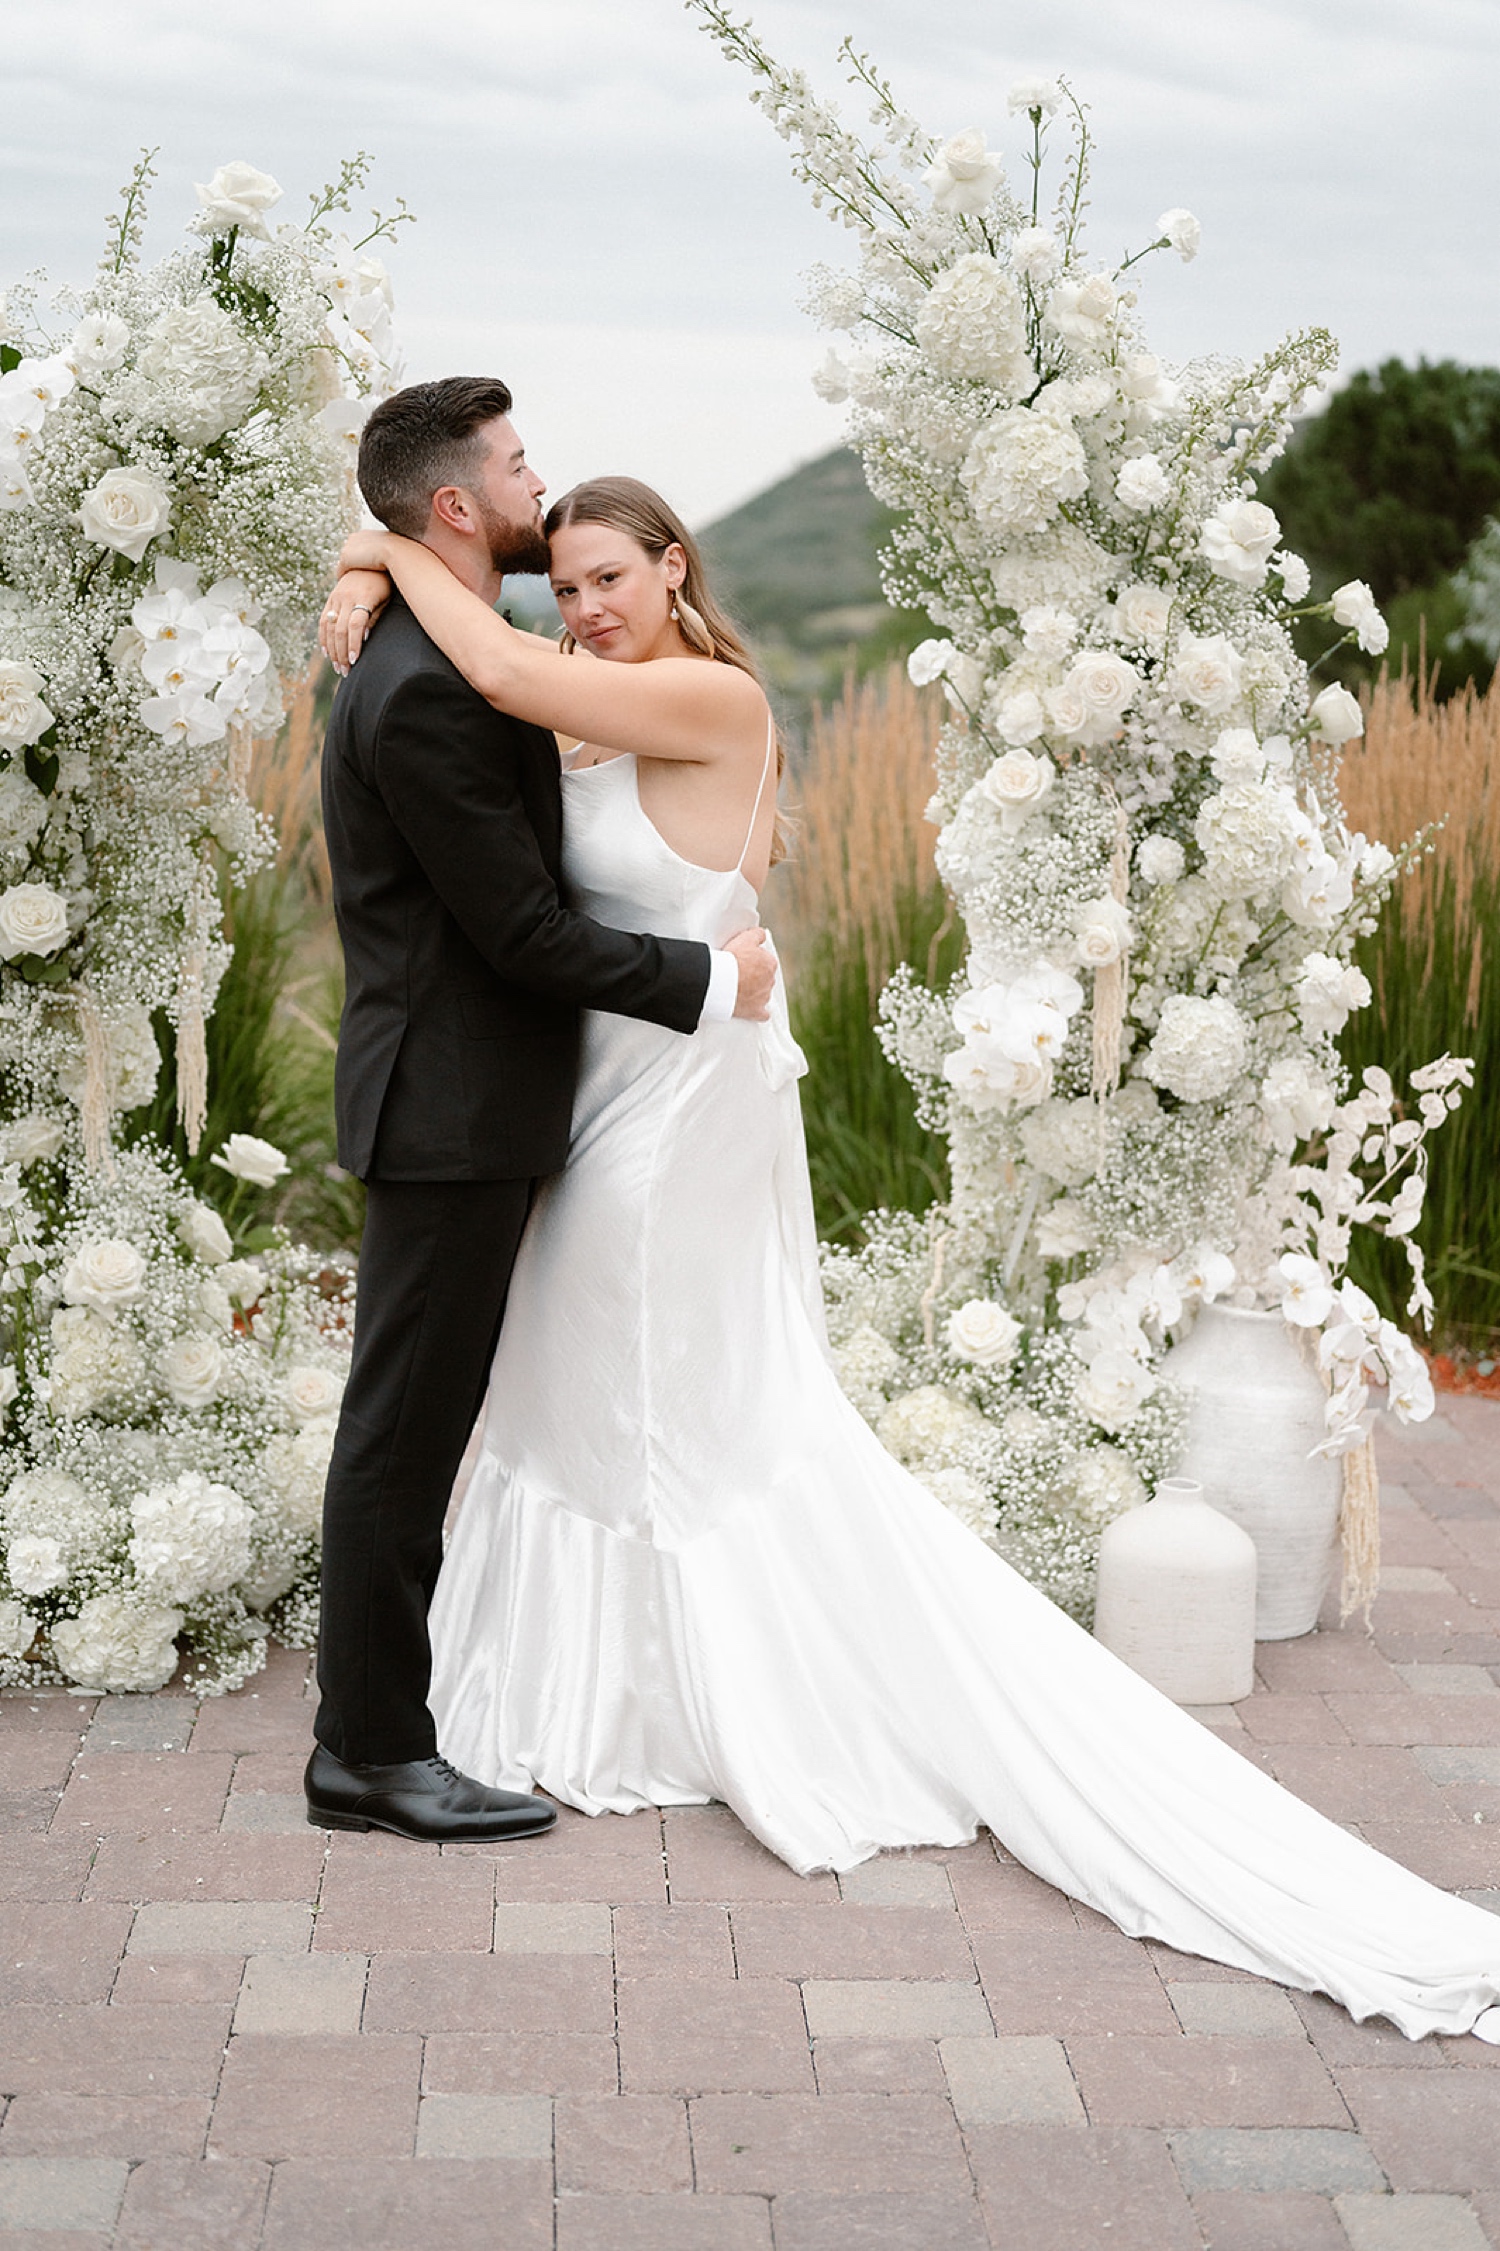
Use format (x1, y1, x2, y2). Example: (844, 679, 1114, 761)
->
(352, 597, 476, 704)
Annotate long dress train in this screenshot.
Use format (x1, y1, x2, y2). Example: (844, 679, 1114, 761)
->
(427, 743, 1500, 2043)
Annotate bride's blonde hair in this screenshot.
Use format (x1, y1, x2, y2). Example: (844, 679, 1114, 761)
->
(545, 476, 789, 868)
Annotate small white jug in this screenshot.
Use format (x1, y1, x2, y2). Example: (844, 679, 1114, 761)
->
(1094, 1476, 1258, 1704)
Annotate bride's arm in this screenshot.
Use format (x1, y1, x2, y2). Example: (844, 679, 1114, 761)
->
(327, 531, 764, 763)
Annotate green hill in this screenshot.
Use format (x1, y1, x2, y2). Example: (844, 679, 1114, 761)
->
(699, 447, 925, 717)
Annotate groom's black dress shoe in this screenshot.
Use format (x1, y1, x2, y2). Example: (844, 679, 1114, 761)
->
(304, 1745, 557, 1843)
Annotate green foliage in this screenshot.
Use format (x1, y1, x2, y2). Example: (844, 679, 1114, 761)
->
(133, 872, 362, 1251)
(790, 885, 963, 1244)
(700, 447, 922, 716)
(1340, 861, 1500, 1348)
(1260, 359, 1500, 603)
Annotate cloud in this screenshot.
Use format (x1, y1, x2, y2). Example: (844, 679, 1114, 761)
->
(2, 0, 1496, 522)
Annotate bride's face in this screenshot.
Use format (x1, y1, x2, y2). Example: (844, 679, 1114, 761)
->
(548, 523, 686, 664)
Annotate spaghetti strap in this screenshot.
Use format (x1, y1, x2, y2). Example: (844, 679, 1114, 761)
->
(735, 713, 776, 873)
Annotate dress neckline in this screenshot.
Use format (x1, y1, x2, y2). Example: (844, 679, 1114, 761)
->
(562, 748, 759, 898)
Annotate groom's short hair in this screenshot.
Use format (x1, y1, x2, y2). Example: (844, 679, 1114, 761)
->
(357, 376, 516, 538)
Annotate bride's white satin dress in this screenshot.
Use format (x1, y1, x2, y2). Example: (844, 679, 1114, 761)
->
(428, 743, 1500, 2043)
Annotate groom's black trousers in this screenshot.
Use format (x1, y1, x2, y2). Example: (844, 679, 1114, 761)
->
(314, 1176, 534, 1767)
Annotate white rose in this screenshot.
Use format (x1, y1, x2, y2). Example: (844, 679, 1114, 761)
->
(6, 1533, 66, 1596)
(78, 467, 171, 564)
(1115, 455, 1170, 512)
(1043, 273, 1118, 349)
(1057, 649, 1138, 744)
(1019, 604, 1077, 661)
(178, 1201, 232, 1265)
(946, 1298, 1023, 1367)
(1010, 227, 1060, 282)
(977, 748, 1056, 833)
(925, 130, 1003, 216)
(1114, 583, 1173, 646)
(0, 1113, 63, 1166)
(1033, 1198, 1097, 1259)
(1169, 632, 1245, 715)
(1330, 579, 1389, 656)
(1007, 77, 1062, 116)
(1157, 207, 1200, 261)
(160, 1334, 226, 1409)
(1073, 895, 1131, 968)
(1077, 1348, 1157, 1432)
(62, 1236, 147, 1316)
(191, 161, 284, 239)
(69, 313, 129, 381)
(286, 1362, 346, 1422)
(1307, 684, 1364, 746)
(0, 882, 68, 960)
(1275, 552, 1312, 602)
(210, 1132, 290, 1189)
(0, 659, 53, 752)
(993, 690, 1047, 747)
(1294, 951, 1372, 1037)
(1136, 834, 1185, 885)
(1201, 497, 1281, 590)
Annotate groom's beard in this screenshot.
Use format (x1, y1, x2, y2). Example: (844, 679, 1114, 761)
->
(478, 499, 551, 579)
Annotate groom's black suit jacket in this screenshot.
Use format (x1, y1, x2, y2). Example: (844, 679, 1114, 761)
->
(320, 592, 712, 1181)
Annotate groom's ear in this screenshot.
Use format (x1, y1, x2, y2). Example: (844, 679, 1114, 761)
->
(430, 484, 475, 537)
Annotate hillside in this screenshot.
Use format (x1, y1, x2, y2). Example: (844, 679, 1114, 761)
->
(699, 447, 925, 718)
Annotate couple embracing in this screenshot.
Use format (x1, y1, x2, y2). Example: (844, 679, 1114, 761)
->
(305, 374, 1500, 2045)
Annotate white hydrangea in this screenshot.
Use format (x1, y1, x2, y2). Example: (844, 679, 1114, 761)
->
(127, 1471, 253, 1604)
(46, 1305, 146, 1417)
(263, 1420, 336, 1539)
(832, 1322, 904, 1423)
(917, 1465, 998, 1541)
(914, 255, 1031, 393)
(51, 1590, 184, 1693)
(1054, 1444, 1147, 1526)
(1019, 1096, 1101, 1188)
(1193, 784, 1301, 899)
(1144, 994, 1250, 1103)
(962, 405, 1089, 537)
(125, 300, 267, 448)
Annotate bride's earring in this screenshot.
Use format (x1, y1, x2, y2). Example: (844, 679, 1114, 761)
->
(671, 589, 714, 654)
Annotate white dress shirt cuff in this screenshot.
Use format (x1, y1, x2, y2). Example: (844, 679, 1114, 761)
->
(700, 948, 739, 1025)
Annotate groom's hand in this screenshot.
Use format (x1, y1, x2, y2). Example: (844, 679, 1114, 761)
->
(727, 928, 775, 1022)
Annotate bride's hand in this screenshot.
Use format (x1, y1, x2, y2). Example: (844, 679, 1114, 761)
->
(320, 569, 392, 673)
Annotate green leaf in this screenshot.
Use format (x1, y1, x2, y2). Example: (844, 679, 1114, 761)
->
(239, 1225, 282, 1253)
(0, 345, 20, 374)
(109, 551, 138, 584)
(15, 953, 71, 986)
(23, 746, 59, 797)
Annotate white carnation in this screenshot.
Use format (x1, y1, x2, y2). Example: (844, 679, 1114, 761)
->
(0, 1112, 64, 1166)
(1115, 455, 1170, 512)
(1033, 1198, 1097, 1259)
(1019, 604, 1077, 661)
(1010, 227, 1060, 282)
(6, 1533, 67, 1596)
(907, 639, 954, 688)
(0, 1597, 32, 1658)
(191, 160, 284, 240)
(1157, 207, 1201, 261)
(1275, 552, 1312, 602)
(1294, 951, 1372, 1037)
(1144, 993, 1249, 1103)
(1136, 834, 1185, 886)
(69, 312, 130, 381)
(993, 690, 1047, 747)
(924, 130, 1004, 217)
(1330, 579, 1389, 655)
(1007, 77, 1062, 116)
(1260, 1055, 1336, 1151)
(51, 1591, 184, 1693)
(1043, 273, 1118, 349)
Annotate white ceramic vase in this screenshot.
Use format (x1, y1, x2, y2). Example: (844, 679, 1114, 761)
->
(1164, 1301, 1341, 1640)
(1093, 1477, 1258, 1703)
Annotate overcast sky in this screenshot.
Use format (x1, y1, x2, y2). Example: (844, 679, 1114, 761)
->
(3, 1, 1496, 526)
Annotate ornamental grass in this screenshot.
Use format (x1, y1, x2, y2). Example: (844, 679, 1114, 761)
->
(1339, 665, 1500, 1346)
(772, 663, 963, 1242)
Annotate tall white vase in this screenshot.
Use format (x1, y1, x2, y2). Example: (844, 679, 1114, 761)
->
(1093, 1477, 1257, 1703)
(1165, 1301, 1341, 1640)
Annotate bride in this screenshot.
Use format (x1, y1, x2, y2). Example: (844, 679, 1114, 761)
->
(323, 479, 1500, 2045)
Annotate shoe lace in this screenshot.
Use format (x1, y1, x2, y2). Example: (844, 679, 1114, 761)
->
(427, 1756, 466, 1786)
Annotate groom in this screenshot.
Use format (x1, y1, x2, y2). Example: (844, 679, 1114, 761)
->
(305, 376, 775, 1843)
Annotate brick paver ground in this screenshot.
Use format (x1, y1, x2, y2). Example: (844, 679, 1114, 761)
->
(2, 1397, 1499, 2249)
